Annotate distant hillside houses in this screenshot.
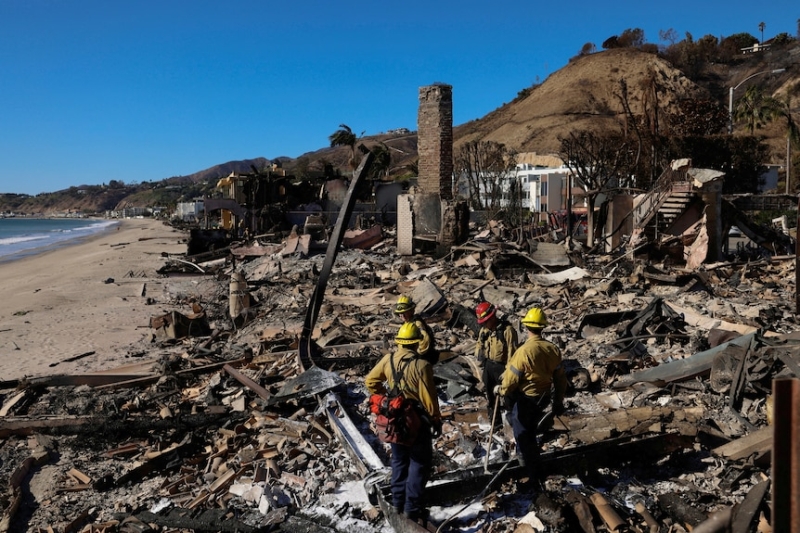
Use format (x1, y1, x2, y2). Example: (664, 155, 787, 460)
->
(105, 206, 166, 218)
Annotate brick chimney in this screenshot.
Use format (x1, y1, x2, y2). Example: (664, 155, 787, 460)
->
(397, 83, 467, 255)
(417, 84, 453, 200)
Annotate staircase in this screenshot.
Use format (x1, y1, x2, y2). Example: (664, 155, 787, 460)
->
(656, 183, 695, 233)
(634, 181, 696, 239)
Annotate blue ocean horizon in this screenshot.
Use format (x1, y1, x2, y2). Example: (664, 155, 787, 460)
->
(0, 218, 118, 263)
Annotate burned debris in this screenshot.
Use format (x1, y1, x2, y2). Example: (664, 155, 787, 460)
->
(2, 81, 799, 532)
(1, 189, 798, 533)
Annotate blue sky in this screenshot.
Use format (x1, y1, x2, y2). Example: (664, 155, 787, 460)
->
(1, 1, 796, 195)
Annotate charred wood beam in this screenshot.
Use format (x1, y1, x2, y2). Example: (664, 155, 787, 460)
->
(0, 417, 92, 438)
(125, 508, 268, 533)
(101, 435, 202, 490)
(224, 364, 271, 401)
(712, 425, 772, 461)
(0, 412, 241, 440)
(94, 357, 250, 391)
(728, 335, 756, 411)
(299, 151, 375, 369)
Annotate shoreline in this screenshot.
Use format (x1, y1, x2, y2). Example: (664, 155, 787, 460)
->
(0, 218, 187, 381)
(0, 218, 120, 265)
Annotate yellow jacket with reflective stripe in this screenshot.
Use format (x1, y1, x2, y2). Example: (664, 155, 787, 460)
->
(500, 333, 566, 404)
(365, 346, 441, 422)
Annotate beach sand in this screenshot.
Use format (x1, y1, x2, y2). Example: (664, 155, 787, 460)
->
(0, 218, 187, 382)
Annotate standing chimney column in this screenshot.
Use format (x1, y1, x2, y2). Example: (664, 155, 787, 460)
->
(417, 84, 453, 200)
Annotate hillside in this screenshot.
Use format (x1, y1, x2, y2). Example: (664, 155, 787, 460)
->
(3, 42, 798, 215)
(0, 158, 270, 215)
(454, 48, 710, 153)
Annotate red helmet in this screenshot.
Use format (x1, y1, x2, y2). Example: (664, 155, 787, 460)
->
(475, 302, 496, 324)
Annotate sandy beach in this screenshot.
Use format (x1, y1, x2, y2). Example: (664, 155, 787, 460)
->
(0, 218, 187, 381)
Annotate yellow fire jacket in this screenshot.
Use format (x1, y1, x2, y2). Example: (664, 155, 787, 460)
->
(411, 316, 435, 359)
(474, 321, 518, 364)
(365, 346, 441, 422)
(500, 333, 567, 405)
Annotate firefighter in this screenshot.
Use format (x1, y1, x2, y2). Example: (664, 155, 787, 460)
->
(496, 307, 567, 490)
(394, 295, 438, 365)
(474, 301, 517, 428)
(365, 322, 442, 522)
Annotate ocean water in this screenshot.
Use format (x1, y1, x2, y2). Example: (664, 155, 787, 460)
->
(0, 218, 118, 262)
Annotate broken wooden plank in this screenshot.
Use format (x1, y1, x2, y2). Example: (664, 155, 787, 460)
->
(613, 332, 760, 388)
(712, 426, 772, 461)
(94, 357, 250, 391)
(223, 364, 271, 402)
(0, 391, 28, 417)
(67, 468, 91, 484)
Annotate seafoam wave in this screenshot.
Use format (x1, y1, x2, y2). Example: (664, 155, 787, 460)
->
(0, 235, 50, 246)
(0, 219, 117, 261)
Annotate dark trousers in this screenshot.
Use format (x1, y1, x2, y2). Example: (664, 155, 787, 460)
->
(509, 394, 547, 481)
(390, 428, 433, 516)
(482, 360, 505, 422)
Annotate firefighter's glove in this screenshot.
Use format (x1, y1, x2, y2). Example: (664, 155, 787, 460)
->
(552, 401, 565, 416)
(493, 385, 502, 396)
(432, 420, 443, 438)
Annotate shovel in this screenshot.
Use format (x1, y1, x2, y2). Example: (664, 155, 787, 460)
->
(484, 394, 501, 474)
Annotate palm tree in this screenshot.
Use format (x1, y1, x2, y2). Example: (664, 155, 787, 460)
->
(771, 86, 800, 192)
(733, 85, 781, 134)
(759, 21, 766, 44)
(367, 143, 392, 181)
(328, 124, 359, 175)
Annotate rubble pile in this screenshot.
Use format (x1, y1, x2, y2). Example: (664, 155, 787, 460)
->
(1, 221, 798, 533)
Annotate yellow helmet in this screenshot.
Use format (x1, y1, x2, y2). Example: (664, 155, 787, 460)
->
(395, 322, 423, 345)
(394, 295, 416, 315)
(521, 307, 548, 328)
